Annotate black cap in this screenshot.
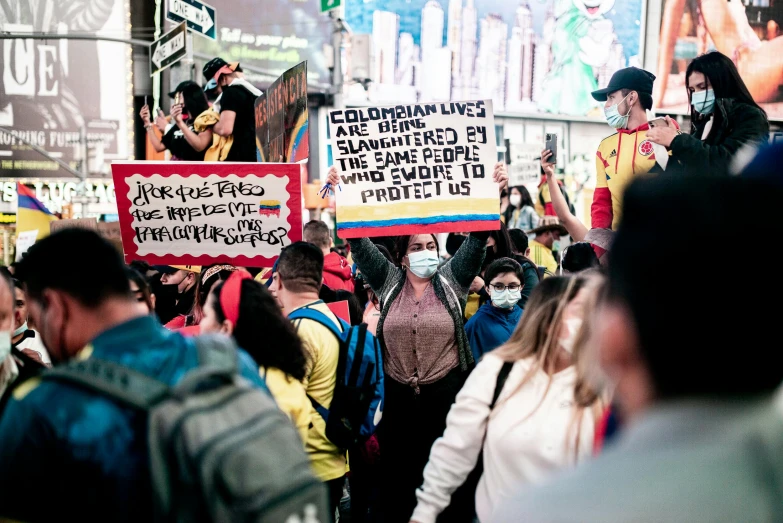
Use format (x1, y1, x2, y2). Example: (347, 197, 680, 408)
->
(202, 58, 242, 82)
(591, 67, 656, 102)
(168, 80, 201, 99)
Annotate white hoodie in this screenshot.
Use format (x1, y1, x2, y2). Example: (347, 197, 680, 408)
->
(412, 353, 598, 523)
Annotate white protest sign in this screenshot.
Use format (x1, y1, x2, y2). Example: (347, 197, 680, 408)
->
(15, 229, 38, 261)
(111, 162, 303, 267)
(507, 142, 541, 186)
(329, 100, 500, 238)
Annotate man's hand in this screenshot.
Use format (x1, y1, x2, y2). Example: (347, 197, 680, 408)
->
(541, 149, 556, 179)
(326, 166, 340, 187)
(646, 116, 679, 148)
(493, 162, 509, 191)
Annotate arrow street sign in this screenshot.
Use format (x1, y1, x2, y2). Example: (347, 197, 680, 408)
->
(321, 0, 341, 12)
(167, 0, 217, 41)
(149, 22, 188, 76)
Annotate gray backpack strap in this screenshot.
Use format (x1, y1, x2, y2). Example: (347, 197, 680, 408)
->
(43, 358, 169, 410)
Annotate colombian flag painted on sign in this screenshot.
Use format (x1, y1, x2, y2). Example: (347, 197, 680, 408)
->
(17, 183, 57, 240)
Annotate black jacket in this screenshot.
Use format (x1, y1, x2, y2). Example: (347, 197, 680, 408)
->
(667, 99, 769, 177)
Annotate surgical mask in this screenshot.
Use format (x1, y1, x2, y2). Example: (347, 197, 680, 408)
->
(491, 288, 521, 309)
(552, 240, 562, 252)
(13, 321, 28, 338)
(0, 331, 10, 362)
(407, 250, 439, 279)
(604, 93, 632, 129)
(560, 317, 583, 354)
(691, 89, 715, 115)
(509, 194, 522, 207)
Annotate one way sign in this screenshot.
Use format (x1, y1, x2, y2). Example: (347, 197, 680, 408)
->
(167, 0, 217, 41)
(149, 22, 187, 76)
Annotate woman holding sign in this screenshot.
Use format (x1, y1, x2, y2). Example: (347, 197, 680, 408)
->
(327, 163, 508, 523)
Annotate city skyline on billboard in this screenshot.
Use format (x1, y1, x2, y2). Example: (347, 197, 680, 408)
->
(344, 0, 645, 117)
(192, 0, 332, 88)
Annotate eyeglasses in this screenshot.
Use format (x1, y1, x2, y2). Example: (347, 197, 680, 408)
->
(490, 283, 521, 292)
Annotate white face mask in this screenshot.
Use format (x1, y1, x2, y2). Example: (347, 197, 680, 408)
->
(559, 317, 583, 354)
(509, 194, 522, 207)
(406, 250, 439, 279)
(0, 331, 11, 362)
(491, 288, 521, 309)
(13, 321, 28, 338)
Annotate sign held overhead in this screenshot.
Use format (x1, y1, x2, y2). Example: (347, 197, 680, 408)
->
(167, 0, 217, 41)
(149, 22, 188, 76)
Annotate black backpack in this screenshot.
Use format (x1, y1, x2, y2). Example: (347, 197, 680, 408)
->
(43, 335, 329, 523)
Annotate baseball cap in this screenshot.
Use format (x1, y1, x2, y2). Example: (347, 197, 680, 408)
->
(168, 80, 202, 99)
(591, 67, 656, 102)
(152, 265, 202, 275)
(202, 58, 242, 83)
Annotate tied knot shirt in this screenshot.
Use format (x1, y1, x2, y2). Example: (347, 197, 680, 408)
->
(383, 280, 458, 391)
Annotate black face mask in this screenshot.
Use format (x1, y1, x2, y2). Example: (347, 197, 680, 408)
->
(153, 283, 180, 324)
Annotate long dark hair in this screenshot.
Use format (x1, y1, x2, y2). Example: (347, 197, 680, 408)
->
(180, 83, 209, 121)
(504, 185, 534, 223)
(686, 51, 767, 123)
(483, 222, 514, 272)
(211, 279, 308, 381)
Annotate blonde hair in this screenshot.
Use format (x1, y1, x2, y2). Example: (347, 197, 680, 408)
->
(492, 271, 607, 459)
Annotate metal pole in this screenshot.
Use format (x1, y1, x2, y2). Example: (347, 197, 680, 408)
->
(0, 32, 151, 47)
(184, 32, 195, 81)
(0, 126, 85, 180)
(80, 125, 89, 180)
(331, 10, 344, 110)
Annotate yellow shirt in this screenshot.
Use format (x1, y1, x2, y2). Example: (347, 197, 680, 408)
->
(261, 366, 310, 446)
(290, 301, 347, 482)
(529, 240, 558, 277)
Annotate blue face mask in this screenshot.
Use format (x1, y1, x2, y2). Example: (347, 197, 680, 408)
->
(604, 92, 633, 129)
(406, 249, 439, 279)
(691, 89, 716, 115)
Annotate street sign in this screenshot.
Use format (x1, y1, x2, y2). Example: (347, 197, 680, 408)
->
(167, 0, 216, 41)
(321, 0, 341, 12)
(149, 22, 188, 76)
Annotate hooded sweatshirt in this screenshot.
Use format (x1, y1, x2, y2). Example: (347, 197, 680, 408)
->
(322, 251, 354, 292)
(464, 302, 523, 362)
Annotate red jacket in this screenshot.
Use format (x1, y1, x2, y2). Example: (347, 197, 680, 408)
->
(322, 251, 354, 292)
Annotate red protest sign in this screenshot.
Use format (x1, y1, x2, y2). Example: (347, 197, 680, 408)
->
(111, 162, 302, 267)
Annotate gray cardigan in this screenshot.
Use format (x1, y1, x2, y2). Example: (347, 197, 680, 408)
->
(348, 233, 488, 374)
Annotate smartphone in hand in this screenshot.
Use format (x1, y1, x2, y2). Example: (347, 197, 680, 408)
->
(649, 117, 668, 128)
(545, 133, 558, 164)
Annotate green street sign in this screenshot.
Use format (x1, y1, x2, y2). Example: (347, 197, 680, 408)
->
(321, 0, 340, 12)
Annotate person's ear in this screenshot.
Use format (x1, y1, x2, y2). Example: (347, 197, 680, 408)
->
(149, 293, 157, 312)
(525, 248, 531, 257)
(221, 319, 234, 336)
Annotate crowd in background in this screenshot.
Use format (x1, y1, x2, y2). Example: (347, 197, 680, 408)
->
(0, 51, 780, 523)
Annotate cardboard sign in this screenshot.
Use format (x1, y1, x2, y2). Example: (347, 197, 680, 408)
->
(507, 142, 542, 186)
(329, 100, 499, 238)
(111, 162, 303, 267)
(326, 300, 351, 324)
(255, 61, 309, 163)
(15, 229, 38, 261)
(49, 218, 98, 233)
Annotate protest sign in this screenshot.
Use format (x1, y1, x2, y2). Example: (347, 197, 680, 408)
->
(111, 162, 302, 267)
(255, 61, 309, 163)
(15, 229, 38, 261)
(506, 141, 542, 186)
(329, 100, 499, 238)
(49, 218, 98, 234)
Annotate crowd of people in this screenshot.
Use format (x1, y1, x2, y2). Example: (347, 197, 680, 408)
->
(0, 50, 780, 523)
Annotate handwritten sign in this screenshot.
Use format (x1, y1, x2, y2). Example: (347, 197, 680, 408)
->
(111, 162, 303, 267)
(507, 142, 541, 186)
(255, 61, 309, 163)
(329, 100, 499, 238)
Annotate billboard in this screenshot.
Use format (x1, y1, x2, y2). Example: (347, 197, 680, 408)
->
(343, 0, 645, 117)
(192, 0, 332, 87)
(0, 0, 131, 177)
(656, 0, 783, 120)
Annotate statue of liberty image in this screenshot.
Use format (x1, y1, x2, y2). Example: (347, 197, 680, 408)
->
(541, 0, 618, 115)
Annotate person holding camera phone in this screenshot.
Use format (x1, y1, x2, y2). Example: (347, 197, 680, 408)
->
(589, 68, 679, 235)
(140, 81, 211, 161)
